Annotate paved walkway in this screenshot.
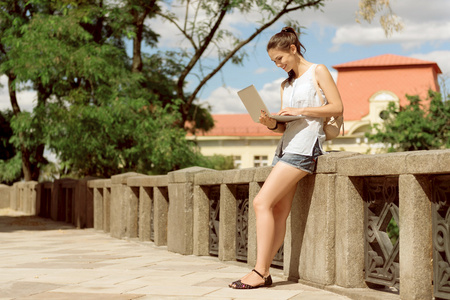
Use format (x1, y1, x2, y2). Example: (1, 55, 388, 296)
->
(0, 209, 387, 300)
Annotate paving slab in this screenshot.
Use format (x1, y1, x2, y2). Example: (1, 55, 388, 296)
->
(0, 209, 393, 300)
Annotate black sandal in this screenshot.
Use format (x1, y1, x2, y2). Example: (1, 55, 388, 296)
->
(229, 269, 272, 289)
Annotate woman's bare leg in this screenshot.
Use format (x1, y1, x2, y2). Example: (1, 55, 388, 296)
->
(269, 183, 298, 259)
(233, 162, 308, 287)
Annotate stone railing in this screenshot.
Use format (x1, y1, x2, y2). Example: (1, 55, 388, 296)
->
(4, 149, 450, 300)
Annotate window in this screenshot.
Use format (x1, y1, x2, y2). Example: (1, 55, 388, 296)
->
(233, 156, 242, 169)
(254, 155, 268, 167)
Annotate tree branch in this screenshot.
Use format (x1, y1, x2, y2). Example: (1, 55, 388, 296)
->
(183, 0, 324, 113)
(155, 11, 198, 51)
(177, 0, 231, 115)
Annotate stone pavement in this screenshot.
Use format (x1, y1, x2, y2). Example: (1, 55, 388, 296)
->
(0, 209, 391, 300)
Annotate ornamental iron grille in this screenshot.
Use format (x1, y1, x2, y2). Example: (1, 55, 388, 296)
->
(364, 176, 400, 290)
(432, 175, 450, 300)
(236, 185, 249, 262)
(208, 185, 221, 256)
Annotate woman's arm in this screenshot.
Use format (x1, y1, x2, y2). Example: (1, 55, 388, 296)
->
(278, 64, 343, 118)
(259, 83, 286, 133)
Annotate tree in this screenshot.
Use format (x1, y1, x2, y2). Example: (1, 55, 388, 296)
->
(154, 0, 402, 126)
(2, 1, 208, 177)
(366, 90, 450, 152)
(0, 0, 48, 181)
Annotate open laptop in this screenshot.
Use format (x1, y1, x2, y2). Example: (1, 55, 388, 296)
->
(237, 85, 304, 123)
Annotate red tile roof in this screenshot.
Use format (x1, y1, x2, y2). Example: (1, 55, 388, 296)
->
(189, 114, 282, 137)
(333, 54, 442, 73)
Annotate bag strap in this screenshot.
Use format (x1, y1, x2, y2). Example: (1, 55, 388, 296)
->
(312, 64, 325, 106)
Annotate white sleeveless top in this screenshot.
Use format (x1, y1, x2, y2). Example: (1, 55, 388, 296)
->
(275, 64, 326, 157)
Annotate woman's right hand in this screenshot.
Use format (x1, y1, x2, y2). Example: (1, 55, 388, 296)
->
(259, 110, 277, 129)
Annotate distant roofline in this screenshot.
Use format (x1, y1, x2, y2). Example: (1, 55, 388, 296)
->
(333, 53, 442, 74)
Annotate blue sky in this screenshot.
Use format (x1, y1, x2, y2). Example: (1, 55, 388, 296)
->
(1, 0, 449, 115)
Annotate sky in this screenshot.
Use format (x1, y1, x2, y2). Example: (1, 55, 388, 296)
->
(1, 0, 450, 115)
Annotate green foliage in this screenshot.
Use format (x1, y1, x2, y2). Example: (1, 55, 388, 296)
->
(0, 153, 22, 185)
(366, 90, 450, 151)
(45, 95, 204, 177)
(387, 218, 399, 245)
(0, 110, 22, 184)
(1, 2, 213, 178)
(0, 110, 15, 160)
(201, 154, 235, 170)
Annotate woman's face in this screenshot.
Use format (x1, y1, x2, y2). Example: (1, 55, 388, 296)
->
(268, 45, 296, 73)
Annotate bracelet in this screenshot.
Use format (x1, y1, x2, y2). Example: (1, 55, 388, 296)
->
(268, 121, 278, 130)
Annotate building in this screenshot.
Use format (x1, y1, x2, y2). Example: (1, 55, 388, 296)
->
(188, 54, 442, 168)
(334, 54, 441, 153)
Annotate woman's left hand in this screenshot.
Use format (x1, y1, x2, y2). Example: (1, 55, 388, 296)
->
(277, 107, 303, 116)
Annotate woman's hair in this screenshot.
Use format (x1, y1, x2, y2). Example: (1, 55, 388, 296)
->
(267, 27, 306, 84)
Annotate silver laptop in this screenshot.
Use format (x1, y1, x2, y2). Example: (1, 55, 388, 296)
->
(237, 85, 304, 123)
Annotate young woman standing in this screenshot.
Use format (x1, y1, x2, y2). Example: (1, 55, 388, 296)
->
(229, 27, 343, 289)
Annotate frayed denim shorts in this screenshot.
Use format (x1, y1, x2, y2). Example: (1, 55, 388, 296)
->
(272, 141, 322, 174)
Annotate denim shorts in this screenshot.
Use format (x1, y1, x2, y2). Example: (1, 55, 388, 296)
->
(272, 141, 322, 174)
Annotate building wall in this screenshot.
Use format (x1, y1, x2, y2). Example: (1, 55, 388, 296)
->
(337, 65, 439, 122)
(191, 136, 280, 169)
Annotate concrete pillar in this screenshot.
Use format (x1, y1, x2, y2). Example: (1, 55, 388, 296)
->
(0, 185, 10, 209)
(85, 182, 94, 228)
(10, 182, 18, 211)
(102, 185, 111, 232)
(74, 178, 94, 229)
(26, 181, 37, 215)
(93, 187, 103, 230)
(50, 180, 60, 221)
(154, 186, 168, 246)
(219, 183, 237, 261)
(193, 185, 210, 256)
(284, 182, 303, 281)
(89, 179, 107, 230)
(138, 186, 152, 241)
(334, 176, 366, 288)
(247, 181, 260, 267)
(110, 173, 144, 239)
(125, 186, 139, 239)
(399, 174, 432, 300)
(167, 167, 210, 255)
(298, 174, 336, 285)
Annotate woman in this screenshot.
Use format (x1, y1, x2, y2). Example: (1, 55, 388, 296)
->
(229, 27, 343, 289)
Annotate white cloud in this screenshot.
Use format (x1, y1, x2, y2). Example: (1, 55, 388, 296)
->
(260, 78, 285, 113)
(321, 0, 450, 50)
(254, 67, 268, 74)
(410, 50, 450, 77)
(200, 86, 246, 114)
(0, 75, 37, 112)
(202, 78, 285, 115)
(332, 21, 450, 50)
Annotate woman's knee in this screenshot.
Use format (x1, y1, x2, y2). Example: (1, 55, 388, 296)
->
(252, 194, 272, 213)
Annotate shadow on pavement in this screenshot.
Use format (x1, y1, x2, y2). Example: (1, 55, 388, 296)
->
(0, 209, 74, 233)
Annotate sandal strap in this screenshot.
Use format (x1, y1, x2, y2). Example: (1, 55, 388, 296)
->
(252, 269, 264, 279)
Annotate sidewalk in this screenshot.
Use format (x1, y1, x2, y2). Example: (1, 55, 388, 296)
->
(0, 209, 355, 300)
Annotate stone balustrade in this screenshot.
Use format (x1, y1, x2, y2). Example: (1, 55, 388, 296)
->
(4, 149, 450, 300)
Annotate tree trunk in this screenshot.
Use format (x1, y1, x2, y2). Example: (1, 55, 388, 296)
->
(8, 73, 33, 181)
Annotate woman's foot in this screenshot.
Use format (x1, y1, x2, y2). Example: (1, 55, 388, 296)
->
(229, 269, 272, 289)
